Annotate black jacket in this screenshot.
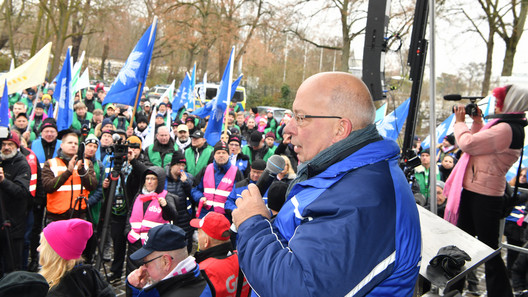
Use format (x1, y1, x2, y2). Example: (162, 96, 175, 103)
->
(0, 152, 31, 238)
(165, 167, 193, 237)
(47, 264, 114, 297)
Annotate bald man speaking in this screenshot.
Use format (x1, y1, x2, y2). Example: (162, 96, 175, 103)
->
(232, 72, 421, 296)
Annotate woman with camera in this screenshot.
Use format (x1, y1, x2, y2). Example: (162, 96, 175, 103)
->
(445, 85, 528, 297)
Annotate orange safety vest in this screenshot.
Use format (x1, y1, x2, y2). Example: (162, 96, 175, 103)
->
(47, 158, 90, 214)
(200, 252, 250, 297)
(25, 149, 39, 197)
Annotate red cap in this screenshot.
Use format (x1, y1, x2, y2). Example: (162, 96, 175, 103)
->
(4, 132, 20, 148)
(190, 212, 231, 241)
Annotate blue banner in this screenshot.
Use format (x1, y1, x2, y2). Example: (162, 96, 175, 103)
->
(376, 97, 410, 140)
(172, 73, 191, 119)
(0, 80, 9, 128)
(55, 48, 73, 131)
(421, 113, 456, 149)
(104, 18, 157, 108)
(204, 47, 235, 145)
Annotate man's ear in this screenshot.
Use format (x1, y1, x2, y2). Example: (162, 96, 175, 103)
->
(334, 119, 353, 142)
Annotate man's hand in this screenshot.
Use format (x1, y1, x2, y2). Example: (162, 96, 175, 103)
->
(103, 178, 110, 189)
(67, 155, 78, 172)
(232, 184, 271, 229)
(127, 266, 149, 288)
(282, 133, 292, 144)
(0, 167, 4, 183)
(454, 105, 466, 123)
(180, 170, 187, 182)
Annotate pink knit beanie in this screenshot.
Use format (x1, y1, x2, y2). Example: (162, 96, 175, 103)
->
(43, 219, 93, 260)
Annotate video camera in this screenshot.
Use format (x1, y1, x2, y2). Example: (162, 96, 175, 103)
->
(443, 94, 484, 117)
(109, 133, 129, 172)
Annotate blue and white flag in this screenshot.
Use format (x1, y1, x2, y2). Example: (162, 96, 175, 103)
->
(193, 75, 242, 121)
(204, 47, 235, 145)
(0, 80, 9, 128)
(375, 102, 387, 123)
(104, 17, 157, 108)
(376, 97, 410, 140)
(55, 48, 74, 131)
(421, 113, 456, 149)
(172, 73, 191, 119)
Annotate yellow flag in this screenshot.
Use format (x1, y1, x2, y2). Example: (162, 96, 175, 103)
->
(0, 42, 52, 94)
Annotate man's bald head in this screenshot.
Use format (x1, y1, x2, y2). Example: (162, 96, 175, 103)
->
(299, 72, 375, 130)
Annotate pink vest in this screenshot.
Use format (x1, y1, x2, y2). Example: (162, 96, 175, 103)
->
(128, 190, 169, 244)
(203, 163, 237, 214)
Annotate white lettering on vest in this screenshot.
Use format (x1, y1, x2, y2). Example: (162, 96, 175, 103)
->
(226, 274, 237, 293)
(148, 205, 162, 213)
(221, 177, 233, 184)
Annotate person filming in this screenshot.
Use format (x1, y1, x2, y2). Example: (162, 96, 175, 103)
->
(444, 85, 528, 297)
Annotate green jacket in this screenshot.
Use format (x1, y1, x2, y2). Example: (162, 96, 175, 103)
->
(185, 145, 214, 176)
(414, 165, 440, 203)
(147, 145, 174, 168)
(242, 145, 275, 165)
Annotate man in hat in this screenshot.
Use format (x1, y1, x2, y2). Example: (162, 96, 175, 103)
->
(185, 116, 199, 135)
(191, 141, 244, 218)
(174, 124, 191, 151)
(29, 102, 47, 136)
(242, 130, 274, 165)
(0, 132, 31, 277)
(104, 104, 116, 119)
(225, 159, 265, 216)
(227, 135, 250, 176)
(166, 151, 194, 252)
(31, 118, 61, 168)
(145, 126, 177, 168)
(12, 113, 36, 145)
(127, 224, 213, 297)
(191, 212, 250, 297)
(132, 115, 149, 142)
(264, 131, 277, 152)
(264, 109, 278, 135)
(184, 130, 214, 176)
(42, 131, 97, 222)
(413, 148, 440, 206)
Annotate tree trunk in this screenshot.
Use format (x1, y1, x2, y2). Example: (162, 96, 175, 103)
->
(5, 0, 17, 65)
(99, 37, 109, 80)
(481, 37, 493, 96)
(339, 0, 350, 72)
(30, 0, 46, 56)
(501, 41, 515, 76)
(49, 0, 71, 78)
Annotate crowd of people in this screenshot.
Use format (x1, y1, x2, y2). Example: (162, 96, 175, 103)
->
(0, 73, 526, 297)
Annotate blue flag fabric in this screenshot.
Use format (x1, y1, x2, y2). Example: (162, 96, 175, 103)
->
(204, 48, 235, 145)
(421, 113, 456, 149)
(0, 80, 9, 127)
(55, 48, 73, 131)
(191, 76, 241, 119)
(103, 18, 157, 108)
(172, 73, 191, 119)
(47, 102, 54, 118)
(376, 97, 410, 140)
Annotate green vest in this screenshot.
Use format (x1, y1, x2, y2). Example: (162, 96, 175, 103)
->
(242, 145, 275, 165)
(71, 112, 93, 130)
(185, 145, 214, 176)
(148, 145, 173, 168)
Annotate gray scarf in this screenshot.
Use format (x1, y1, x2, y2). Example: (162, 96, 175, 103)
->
(286, 124, 382, 196)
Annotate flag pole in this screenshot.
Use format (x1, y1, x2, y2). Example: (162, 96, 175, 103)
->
(130, 82, 142, 126)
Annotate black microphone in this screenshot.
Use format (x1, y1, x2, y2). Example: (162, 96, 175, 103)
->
(256, 155, 286, 196)
(443, 94, 485, 101)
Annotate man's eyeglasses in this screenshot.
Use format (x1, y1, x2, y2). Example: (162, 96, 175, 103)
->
(141, 255, 162, 266)
(292, 113, 342, 126)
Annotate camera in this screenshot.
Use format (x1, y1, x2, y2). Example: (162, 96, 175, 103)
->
(443, 94, 484, 117)
(451, 100, 479, 117)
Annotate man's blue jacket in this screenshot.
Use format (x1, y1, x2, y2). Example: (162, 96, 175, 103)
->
(236, 139, 422, 296)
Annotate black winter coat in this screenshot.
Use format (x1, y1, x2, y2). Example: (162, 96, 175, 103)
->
(47, 264, 115, 297)
(0, 152, 31, 238)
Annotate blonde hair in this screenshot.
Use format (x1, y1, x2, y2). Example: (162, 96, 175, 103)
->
(38, 234, 81, 288)
(281, 155, 296, 178)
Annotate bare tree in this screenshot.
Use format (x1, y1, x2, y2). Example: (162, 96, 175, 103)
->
(495, 0, 528, 76)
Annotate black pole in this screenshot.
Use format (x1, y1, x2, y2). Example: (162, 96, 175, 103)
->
(0, 189, 15, 270)
(95, 171, 119, 271)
